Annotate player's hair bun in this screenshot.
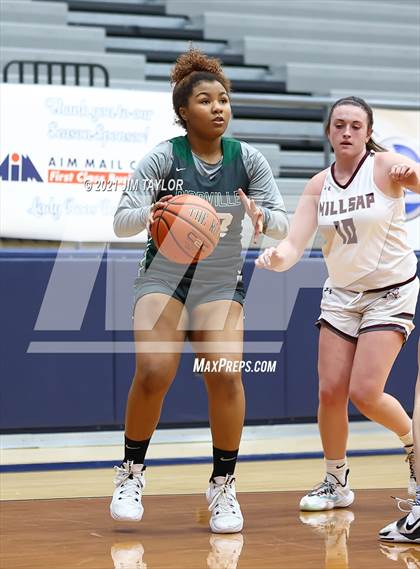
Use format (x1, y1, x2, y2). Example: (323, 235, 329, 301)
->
(171, 48, 225, 85)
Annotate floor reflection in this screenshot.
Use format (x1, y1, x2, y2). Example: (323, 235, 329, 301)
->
(380, 543, 420, 568)
(300, 510, 354, 569)
(110, 533, 244, 569)
(111, 541, 147, 569)
(207, 533, 244, 569)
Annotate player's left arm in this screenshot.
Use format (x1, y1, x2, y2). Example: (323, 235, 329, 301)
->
(380, 151, 420, 194)
(241, 144, 289, 240)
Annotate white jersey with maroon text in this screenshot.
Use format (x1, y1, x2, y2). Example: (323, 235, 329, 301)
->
(317, 151, 417, 291)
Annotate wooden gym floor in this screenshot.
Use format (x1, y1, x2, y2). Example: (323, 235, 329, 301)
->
(2, 458, 420, 568)
(2, 486, 420, 569)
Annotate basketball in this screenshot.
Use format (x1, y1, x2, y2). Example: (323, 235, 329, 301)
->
(150, 194, 221, 264)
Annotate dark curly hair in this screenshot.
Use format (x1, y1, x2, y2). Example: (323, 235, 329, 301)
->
(171, 48, 231, 130)
(326, 96, 387, 153)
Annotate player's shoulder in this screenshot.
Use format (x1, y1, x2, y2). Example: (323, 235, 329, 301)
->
(373, 149, 397, 167)
(133, 140, 173, 177)
(151, 139, 173, 156)
(304, 168, 329, 195)
(237, 140, 261, 160)
(147, 140, 174, 164)
(137, 140, 172, 163)
(372, 148, 419, 170)
(236, 140, 270, 176)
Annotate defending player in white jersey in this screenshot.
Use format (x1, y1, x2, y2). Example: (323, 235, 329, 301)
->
(256, 96, 419, 512)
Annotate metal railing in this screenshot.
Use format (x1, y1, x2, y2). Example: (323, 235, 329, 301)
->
(3, 60, 110, 87)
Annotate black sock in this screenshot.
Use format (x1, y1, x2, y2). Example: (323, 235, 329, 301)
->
(211, 446, 239, 481)
(124, 435, 151, 465)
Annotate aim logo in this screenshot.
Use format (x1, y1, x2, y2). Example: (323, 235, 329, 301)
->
(0, 153, 43, 182)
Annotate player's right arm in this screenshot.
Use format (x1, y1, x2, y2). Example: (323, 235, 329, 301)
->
(255, 170, 326, 272)
(113, 141, 172, 238)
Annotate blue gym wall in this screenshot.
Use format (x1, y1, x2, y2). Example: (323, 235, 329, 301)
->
(1, 249, 419, 431)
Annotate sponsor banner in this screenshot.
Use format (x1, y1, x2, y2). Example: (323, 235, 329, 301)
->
(0, 83, 182, 241)
(373, 109, 420, 250)
(1, 86, 418, 250)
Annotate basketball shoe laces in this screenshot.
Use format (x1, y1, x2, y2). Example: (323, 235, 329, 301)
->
(208, 475, 239, 516)
(393, 496, 416, 513)
(113, 461, 144, 501)
(309, 478, 339, 498)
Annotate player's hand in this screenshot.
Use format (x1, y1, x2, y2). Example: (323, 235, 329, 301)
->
(147, 194, 173, 233)
(389, 164, 416, 183)
(237, 188, 264, 244)
(255, 246, 286, 271)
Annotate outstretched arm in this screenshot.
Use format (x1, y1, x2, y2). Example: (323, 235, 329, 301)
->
(255, 170, 325, 271)
(376, 151, 420, 196)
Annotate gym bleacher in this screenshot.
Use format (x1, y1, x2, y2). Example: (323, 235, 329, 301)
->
(1, 0, 419, 226)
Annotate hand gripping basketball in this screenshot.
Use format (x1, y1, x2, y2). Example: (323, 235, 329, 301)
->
(150, 194, 221, 264)
(147, 195, 173, 234)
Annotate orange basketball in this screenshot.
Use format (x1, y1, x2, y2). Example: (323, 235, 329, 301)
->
(150, 194, 221, 264)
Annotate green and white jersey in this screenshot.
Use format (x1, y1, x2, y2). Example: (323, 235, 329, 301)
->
(114, 135, 288, 282)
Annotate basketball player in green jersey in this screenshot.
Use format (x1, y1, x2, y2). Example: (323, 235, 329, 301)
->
(110, 48, 288, 533)
(257, 96, 419, 512)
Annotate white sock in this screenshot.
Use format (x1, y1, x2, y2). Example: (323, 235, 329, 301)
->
(326, 458, 348, 486)
(399, 429, 413, 450)
(212, 476, 230, 486)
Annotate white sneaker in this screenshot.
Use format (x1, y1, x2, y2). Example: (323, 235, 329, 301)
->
(379, 499, 420, 544)
(299, 471, 354, 511)
(206, 475, 243, 534)
(207, 533, 244, 569)
(406, 450, 417, 496)
(111, 542, 147, 569)
(110, 461, 145, 522)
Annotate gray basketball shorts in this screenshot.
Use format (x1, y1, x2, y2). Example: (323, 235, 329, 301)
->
(316, 275, 419, 343)
(133, 271, 246, 314)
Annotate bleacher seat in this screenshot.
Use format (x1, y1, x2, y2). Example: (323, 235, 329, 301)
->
(203, 12, 419, 48)
(166, 0, 417, 25)
(286, 62, 419, 96)
(1, 47, 146, 84)
(1, 0, 68, 25)
(1, 22, 106, 52)
(228, 119, 324, 145)
(145, 61, 271, 83)
(68, 10, 186, 29)
(244, 37, 419, 72)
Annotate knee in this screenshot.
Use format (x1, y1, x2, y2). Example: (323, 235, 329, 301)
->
(207, 372, 243, 400)
(131, 361, 176, 397)
(318, 376, 349, 408)
(349, 384, 380, 414)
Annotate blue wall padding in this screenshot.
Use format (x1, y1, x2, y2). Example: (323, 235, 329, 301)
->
(0, 249, 418, 430)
